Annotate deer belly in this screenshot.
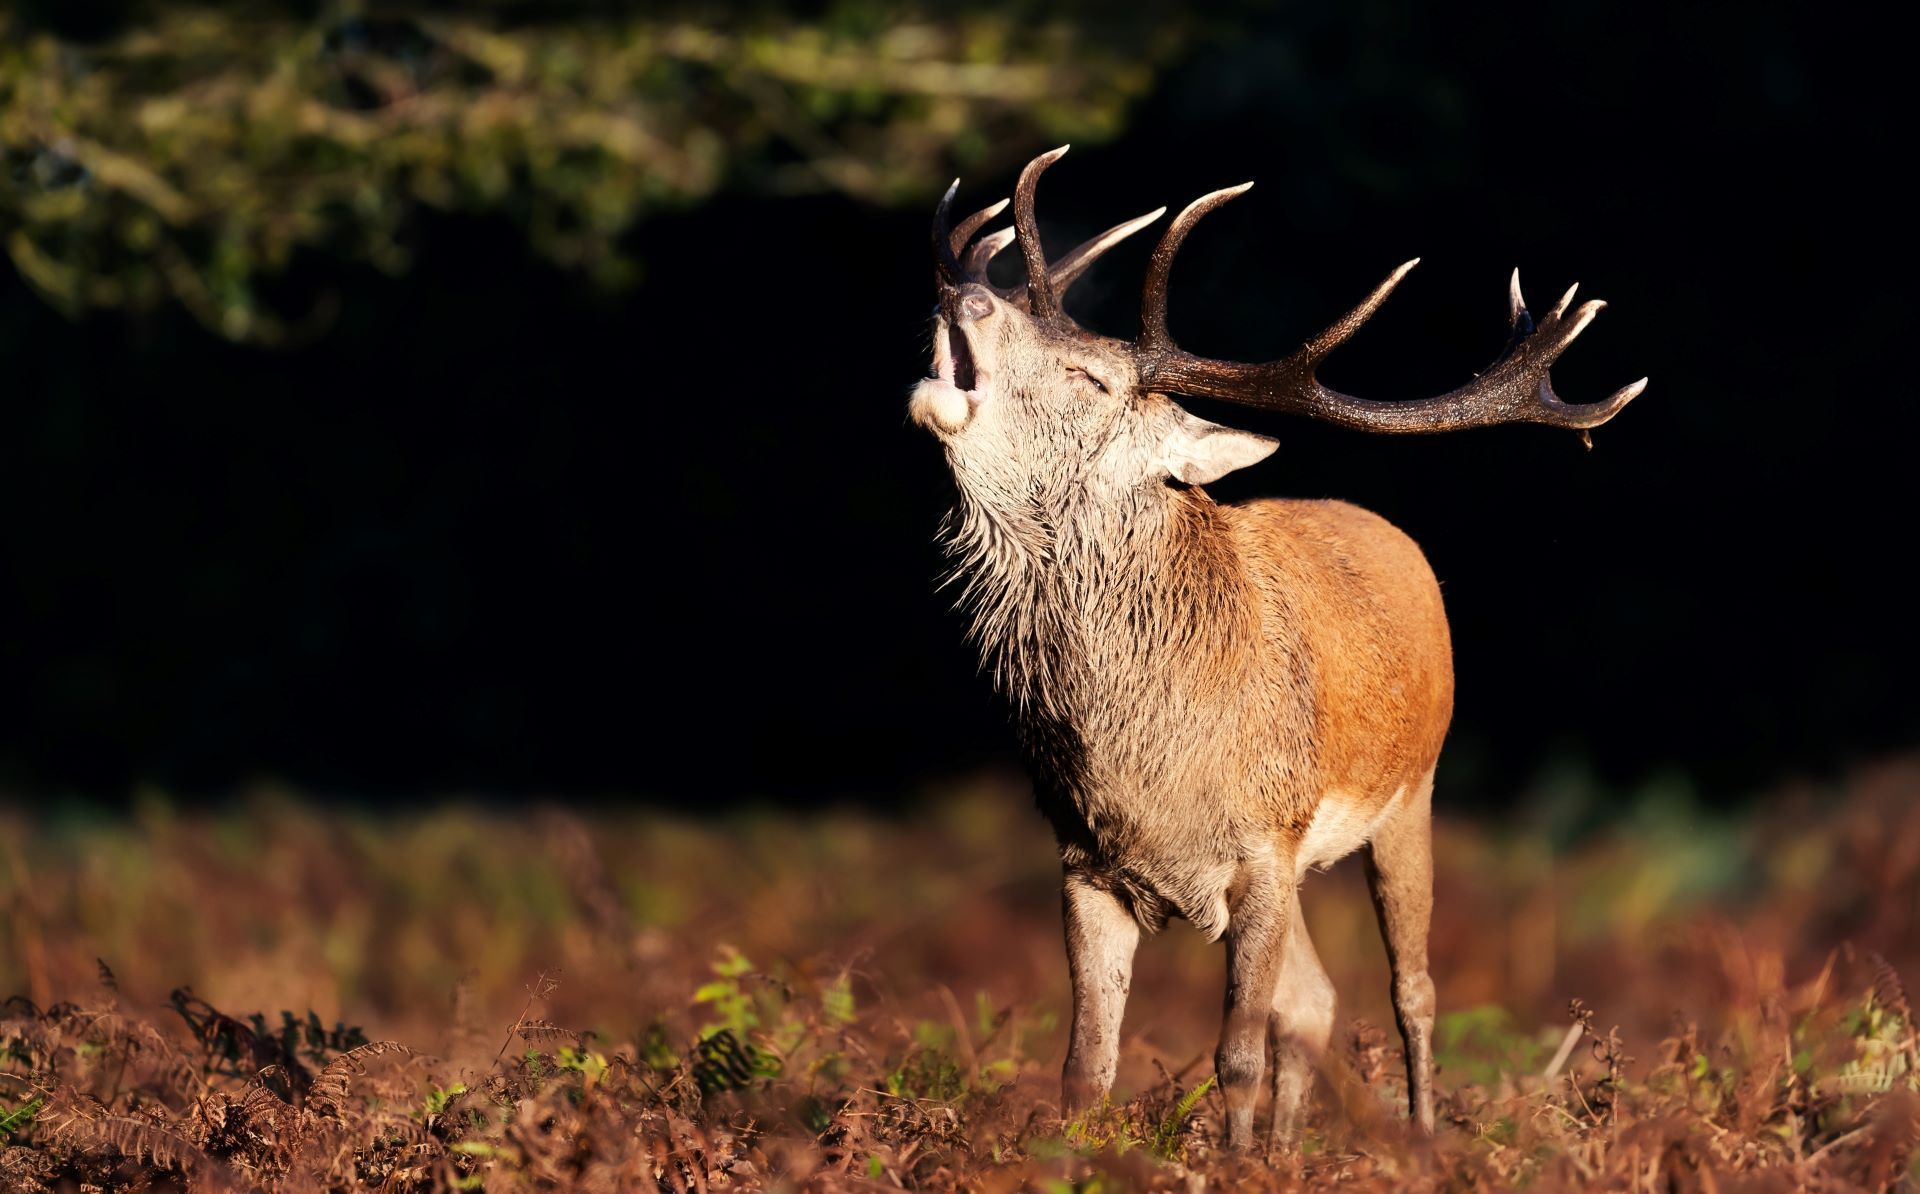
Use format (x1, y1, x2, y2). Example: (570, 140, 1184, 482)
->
(1295, 786, 1405, 878)
(1059, 822, 1241, 943)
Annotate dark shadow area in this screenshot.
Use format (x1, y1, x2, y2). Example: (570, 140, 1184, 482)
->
(1, 1, 1911, 805)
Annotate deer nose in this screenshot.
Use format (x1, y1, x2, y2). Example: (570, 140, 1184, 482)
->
(955, 285, 995, 324)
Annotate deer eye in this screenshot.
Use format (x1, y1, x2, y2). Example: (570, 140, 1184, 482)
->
(1068, 366, 1110, 395)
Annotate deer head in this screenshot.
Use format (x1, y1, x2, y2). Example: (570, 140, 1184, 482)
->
(909, 146, 1647, 497)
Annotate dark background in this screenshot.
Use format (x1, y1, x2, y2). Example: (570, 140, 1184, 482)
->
(2, 2, 1911, 807)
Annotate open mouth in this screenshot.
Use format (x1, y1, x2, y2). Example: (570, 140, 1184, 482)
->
(910, 316, 984, 435)
(928, 315, 979, 392)
(947, 321, 977, 391)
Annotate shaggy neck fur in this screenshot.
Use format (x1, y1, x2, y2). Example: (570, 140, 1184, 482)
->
(939, 457, 1258, 739)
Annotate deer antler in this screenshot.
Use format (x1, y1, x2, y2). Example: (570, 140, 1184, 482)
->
(1134, 184, 1646, 443)
(934, 147, 1164, 317)
(1012, 146, 1071, 319)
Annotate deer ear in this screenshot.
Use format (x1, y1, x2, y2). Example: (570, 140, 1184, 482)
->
(1155, 411, 1278, 485)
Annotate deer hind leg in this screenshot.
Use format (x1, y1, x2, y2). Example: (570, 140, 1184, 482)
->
(1363, 766, 1438, 1133)
(1217, 855, 1290, 1150)
(1267, 885, 1336, 1148)
(1061, 870, 1140, 1113)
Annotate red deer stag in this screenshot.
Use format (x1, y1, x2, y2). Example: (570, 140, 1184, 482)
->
(907, 147, 1644, 1149)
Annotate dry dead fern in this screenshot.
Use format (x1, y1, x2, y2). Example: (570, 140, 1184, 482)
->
(7, 775, 1920, 1191)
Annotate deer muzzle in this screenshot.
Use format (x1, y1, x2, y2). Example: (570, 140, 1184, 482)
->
(911, 289, 994, 436)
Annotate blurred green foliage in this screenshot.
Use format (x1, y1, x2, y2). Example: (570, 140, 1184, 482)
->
(0, 3, 1186, 341)
(1434, 1004, 1549, 1087)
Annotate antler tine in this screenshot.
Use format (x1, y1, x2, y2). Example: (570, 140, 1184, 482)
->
(1013, 146, 1070, 320)
(1503, 268, 1534, 345)
(1138, 182, 1253, 353)
(1294, 258, 1420, 366)
(950, 198, 1010, 259)
(1142, 264, 1647, 438)
(1547, 281, 1579, 322)
(1048, 207, 1167, 305)
(964, 227, 1017, 281)
(932, 179, 964, 290)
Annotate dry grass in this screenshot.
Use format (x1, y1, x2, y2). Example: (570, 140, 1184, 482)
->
(3, 759, 1919, 1190)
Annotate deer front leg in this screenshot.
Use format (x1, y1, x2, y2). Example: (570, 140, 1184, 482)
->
(1218, 856, 1290, 1150)
(1061, 870, 1140, 1113)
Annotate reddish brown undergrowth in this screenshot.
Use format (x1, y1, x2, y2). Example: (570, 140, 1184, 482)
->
(3, 759, 1919, 1190)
